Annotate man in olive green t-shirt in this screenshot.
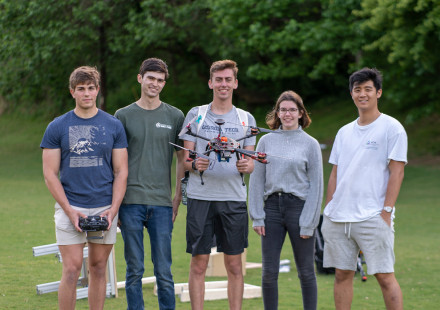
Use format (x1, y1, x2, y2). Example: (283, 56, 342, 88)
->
(115, 58, 185, 310)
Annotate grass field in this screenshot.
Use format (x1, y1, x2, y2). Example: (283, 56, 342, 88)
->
(0, 108, 439, 309)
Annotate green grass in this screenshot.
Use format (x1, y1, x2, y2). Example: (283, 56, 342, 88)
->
(0, 109, 439, 309)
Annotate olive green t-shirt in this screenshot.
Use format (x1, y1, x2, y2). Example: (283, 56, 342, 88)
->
(115, 102, 184, 206)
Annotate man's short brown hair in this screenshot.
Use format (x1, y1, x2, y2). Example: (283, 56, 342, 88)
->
(139, 58, 169, 79)
(210, 60, 238, 80)
(69, 66, 100, 90)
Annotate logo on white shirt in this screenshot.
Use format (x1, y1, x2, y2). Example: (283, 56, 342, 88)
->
(366, 139, 379, 150)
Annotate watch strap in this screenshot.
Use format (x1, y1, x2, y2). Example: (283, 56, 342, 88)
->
(383, 206, 394, 213)
(192, 160, 198, 171)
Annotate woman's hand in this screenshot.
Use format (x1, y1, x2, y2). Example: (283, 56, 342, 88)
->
(253, 226, 265, 236)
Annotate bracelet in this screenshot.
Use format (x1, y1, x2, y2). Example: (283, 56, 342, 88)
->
(192, 160, 198, 171)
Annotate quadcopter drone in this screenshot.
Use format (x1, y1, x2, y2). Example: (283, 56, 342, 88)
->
(173, 118, 289, 185)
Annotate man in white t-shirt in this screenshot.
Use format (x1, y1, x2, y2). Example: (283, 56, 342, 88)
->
(322, 67, 407, 310)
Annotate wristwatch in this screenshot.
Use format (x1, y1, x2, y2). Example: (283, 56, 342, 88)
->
(383, 206, 394, 213)
(192, 160, 198, 171)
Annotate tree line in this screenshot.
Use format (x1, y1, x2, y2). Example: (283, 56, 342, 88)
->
(1, 0, 439, 121)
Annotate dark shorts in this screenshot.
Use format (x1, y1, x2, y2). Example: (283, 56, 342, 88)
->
(186, 198, 248, 256)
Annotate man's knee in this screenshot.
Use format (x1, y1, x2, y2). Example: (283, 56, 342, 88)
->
(191, 255, 209, 276)
(375, 272, 399, 289)
(88, 258, 108, 280)
(335, 269, 355, 284)
(62, 263, 82, 284)
(224, 255, 243, 277)
(88, 249, 112, 278)
(154, 263, 172, 278)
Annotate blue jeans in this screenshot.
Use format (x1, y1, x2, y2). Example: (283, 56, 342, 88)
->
(119, 204, 175, 310)
(262, 194, 317, 310)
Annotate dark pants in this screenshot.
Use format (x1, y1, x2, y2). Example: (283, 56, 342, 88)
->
(261, 193, 317, 310)
(119, 204, 175, 310)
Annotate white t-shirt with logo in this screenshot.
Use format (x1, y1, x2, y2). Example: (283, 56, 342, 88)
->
(324, 113, 407, 222)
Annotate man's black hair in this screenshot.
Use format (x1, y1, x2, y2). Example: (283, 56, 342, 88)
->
(349, 67, 382, 92)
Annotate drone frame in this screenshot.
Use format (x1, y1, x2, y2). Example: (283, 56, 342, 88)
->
(179, 118, 282, 186)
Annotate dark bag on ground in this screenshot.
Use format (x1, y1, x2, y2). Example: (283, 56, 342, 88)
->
(315, 214, 335, 274)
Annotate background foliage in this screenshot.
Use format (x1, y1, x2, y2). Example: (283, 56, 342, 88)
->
(1, 0, 440, 155)
(1, 1, 439, 308)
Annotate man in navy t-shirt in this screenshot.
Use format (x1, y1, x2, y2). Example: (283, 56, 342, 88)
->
(41, 66, 128, 310)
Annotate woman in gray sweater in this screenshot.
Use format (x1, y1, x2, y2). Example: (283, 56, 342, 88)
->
(249, 90, 323, 310)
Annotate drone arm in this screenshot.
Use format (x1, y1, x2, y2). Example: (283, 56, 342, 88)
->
(235, 145, 256, 174)
(236, 133, 257, 142)
(235, 148, 268, 164)
(183, 141, 197, 170)
(184, 127, 211, 141)
(234, 148, 253, 158)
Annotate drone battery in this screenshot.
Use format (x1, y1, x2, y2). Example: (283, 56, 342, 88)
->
(181, 171, 189, 205)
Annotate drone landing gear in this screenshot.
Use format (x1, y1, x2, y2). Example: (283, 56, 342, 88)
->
(200, 172, 205, 185)
(236, 152, 245, 186)
(198, 148, 214, 186)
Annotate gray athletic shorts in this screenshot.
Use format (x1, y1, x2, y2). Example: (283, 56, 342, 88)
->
(54, 202, 118, 245)
(186, 198, 248, 256)
(321, 214, 395, 275)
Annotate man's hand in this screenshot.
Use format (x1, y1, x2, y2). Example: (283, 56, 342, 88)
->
(65, 208, 87, 232)
(172, 195, 180, 223)
(194, 157, 210, 172)
(253, 226, 265, 236)
(380, 209, 392, 227)
(236, 157, 254, 174)
(100, 207, 118, 230)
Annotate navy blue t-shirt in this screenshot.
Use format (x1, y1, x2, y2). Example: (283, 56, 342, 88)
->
(41, 110, 128, 208)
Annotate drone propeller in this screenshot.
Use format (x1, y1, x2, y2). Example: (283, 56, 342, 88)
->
(178, 115, 211, 142)
(227, 122, 280, 134)
(261, 152, 292, 160)
(235, 147, 292, 162)
(169, 142, 214, 162)
(178, 115, 198, 137)
(234, 148, 268, 164)
(169, 142, 210, 160)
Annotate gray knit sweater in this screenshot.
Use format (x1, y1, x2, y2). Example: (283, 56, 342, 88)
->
(248, 127, 323, 236)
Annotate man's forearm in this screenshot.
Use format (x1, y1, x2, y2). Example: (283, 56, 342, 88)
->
(111, 170, 127, 211)
(325, 165, 337, 206)
(44, 174, 71, 211)
(383, 160, 405, 207)
(110, 148, 128, 212)
(174, 150, 186, 200)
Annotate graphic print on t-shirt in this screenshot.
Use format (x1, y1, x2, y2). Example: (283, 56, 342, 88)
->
(69, 125, 105, 168)
(201, 124, 239, 134)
